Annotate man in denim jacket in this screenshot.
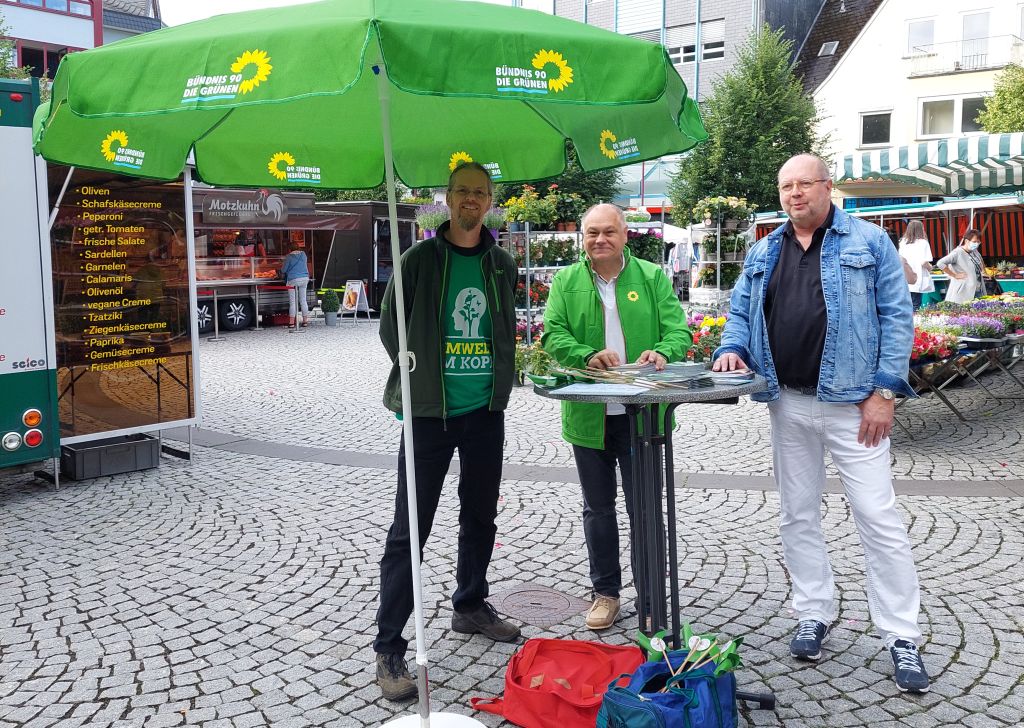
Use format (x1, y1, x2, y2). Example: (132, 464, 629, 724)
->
(712, 154, 930, 693)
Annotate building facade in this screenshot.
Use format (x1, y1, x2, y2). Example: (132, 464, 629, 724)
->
(1, 0, 161, 78)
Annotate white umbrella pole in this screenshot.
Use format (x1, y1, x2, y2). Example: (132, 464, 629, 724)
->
(374, 60, 489, 728)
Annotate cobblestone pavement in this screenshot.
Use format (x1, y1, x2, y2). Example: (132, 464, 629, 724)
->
(2, 323, 1023, 728)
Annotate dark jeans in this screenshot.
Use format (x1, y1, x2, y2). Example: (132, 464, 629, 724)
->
(910, 291, 923, 310)
(374, 407, 504, 655)
(571, 414, 637, 599)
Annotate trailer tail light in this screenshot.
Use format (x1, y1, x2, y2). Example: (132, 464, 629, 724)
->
(23, 409, 42, 427)
(2, 432, 21, 451)
(24, 429, 43, 448)
(9, 93, 23, 102)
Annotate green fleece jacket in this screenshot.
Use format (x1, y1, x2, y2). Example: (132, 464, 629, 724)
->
(380, 223, 517, 418)
(541, 250, 691, 448)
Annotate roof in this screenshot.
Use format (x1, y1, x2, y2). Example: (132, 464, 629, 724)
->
(104, 9, 163, 32)
(792, 0, 884, 95)
(836, 133, 1024, 195)
(102, 0, 155, 18)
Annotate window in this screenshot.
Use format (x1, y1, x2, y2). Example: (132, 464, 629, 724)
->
(962, 12, 990, 69)
(616, 0, 660, 35)
(861, 112, 891, 146)
(907, 18, 934, 55)
(818, 41, 839, 57)
(919, 95, 987, 137)
(665, 19, 725, 65)
(961, 97, 986, 133)
(17, 45, 72, 79)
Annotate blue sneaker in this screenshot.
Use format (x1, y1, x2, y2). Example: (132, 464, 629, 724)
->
(790, 620, 830, 661)
(890, 639, 930, 693)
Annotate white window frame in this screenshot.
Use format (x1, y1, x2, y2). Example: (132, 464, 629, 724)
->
(917, 93, 989, 140)
(665, 19, 725, 66)
(859, 110, 893, 148)
(906, 17, 935, 56)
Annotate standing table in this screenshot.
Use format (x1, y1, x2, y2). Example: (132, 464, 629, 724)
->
(534, 376, 768, 647)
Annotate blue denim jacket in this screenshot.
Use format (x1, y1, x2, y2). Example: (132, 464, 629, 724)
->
(714, 206, 915, 403)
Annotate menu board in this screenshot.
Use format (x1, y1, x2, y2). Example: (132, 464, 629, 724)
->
(48, 166, 197, 440)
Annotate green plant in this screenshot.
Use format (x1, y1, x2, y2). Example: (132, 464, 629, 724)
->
(514, 341, 554, 377)
(626, 230, 663, 263)
(502, 184, 557, 226)
(555, 192, 586, 223)
(414, 203, 450, 230)
(321, 288, 341, 313)
(692, 196, 757, 224)
(977, 64, 1024, 133)
(696, 263, 742, 289)
(624, 208, 652, 223)
(720, 263, 743, 289)
(483, 206, 506, 230)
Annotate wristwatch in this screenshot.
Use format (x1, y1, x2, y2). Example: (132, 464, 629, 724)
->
(874, 387, 895, 400)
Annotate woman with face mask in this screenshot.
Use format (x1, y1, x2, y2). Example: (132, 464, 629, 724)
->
(937, 228, 986, 303)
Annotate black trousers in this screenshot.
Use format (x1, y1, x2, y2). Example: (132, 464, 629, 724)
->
(374, 407, 504, 655)
(571, 414, 638, 599)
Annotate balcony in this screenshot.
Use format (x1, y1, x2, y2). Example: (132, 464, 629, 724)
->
(908, 35, 1024, 77)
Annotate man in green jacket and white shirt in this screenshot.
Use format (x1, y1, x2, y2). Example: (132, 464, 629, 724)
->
(542, 203, 691, 630)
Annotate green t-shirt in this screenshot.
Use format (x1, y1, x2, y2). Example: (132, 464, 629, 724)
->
(444, 244, 493, 416)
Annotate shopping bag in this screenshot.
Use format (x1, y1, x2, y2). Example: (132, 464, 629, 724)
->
(597, 658, 738, 728)
(470, 638, 645, 728)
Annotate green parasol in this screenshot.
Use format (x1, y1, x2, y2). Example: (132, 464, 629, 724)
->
(33, 3, 706, 724)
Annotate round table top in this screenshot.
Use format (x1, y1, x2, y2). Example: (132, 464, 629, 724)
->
(533, 375, 768, 405)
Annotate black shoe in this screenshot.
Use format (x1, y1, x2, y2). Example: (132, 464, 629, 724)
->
(375, 652, 417, 702)
(451, 601, 521, 642)
(790, 620, 831, 661)
(890, 639, 930, 693)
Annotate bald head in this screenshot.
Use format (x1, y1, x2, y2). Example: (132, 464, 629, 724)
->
(778, 154, 829, 183)
(581, 203, 626, 231)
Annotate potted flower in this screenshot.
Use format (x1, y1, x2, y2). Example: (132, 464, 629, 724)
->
(415, 203, 449, 238)
(624, 208, 652, 223)
(945, 315, 1007, 346)
(483, 207, 506, 240)
(554, 191, 584, 231)
(692, 196, 757, 230)
(321, 288, 341, 326)
(626, 229, 663, 263)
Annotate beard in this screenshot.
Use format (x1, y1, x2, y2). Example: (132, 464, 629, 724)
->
(456, 211, 483, 231)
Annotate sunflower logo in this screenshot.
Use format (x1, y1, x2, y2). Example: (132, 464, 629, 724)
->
(268, 152, 295, 180)
(532, 49, 574, 93)
(599, 130, 617, 160)
(627, 290, 639, 302)
(449, 151, 474, 172)
(101, 130, 128, 162)
(231, 49, 273, 95)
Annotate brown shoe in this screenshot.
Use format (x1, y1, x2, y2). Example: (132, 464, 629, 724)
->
(376, 653, 417, 702)
(585, 595, 621, 630)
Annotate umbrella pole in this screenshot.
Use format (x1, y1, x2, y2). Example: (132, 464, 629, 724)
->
(374, 60, 487, 728)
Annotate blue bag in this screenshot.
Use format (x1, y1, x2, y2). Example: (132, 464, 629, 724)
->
(597, 656, 737, 728)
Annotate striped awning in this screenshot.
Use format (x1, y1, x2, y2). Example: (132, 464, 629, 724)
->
(837, 132, 1024, 195)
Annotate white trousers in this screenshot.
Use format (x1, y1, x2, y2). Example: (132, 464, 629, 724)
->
(768, 390, 922, 646)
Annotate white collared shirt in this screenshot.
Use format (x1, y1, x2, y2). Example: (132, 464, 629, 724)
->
(594, 255, 627, 416)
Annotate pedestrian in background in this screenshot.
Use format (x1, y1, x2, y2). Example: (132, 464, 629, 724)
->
(713, 153, 930, 693)
(938, 228, 986, 303)
(898, 220, 934, 310)
(374, 162, 519, 702)
(542, 203, 690, 631)
(280, 241, 310, 327)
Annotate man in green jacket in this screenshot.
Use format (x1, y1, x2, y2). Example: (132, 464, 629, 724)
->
(374, 162, 520, 702)
(542, 203, 691, 630)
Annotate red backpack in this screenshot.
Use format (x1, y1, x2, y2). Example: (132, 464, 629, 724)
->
(471, 638, 645, 728)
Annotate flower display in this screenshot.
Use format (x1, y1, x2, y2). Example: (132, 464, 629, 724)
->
(625, 229, 663, 263)
(911, 329, 959, 361)
(692, 195, 757, 224)
(686, 311, 729, 363)
(414, 202, 450, 231)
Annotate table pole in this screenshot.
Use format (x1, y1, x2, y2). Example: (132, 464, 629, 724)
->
(626, 405, 651, 634)
(663, 403, 682, 649)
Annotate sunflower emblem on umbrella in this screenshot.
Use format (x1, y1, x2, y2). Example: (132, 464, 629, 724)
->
(600, 129, 617, 160)
(268, 151, 295, 180)
(231, 49, 273, 95)
(449, 151, 473, 172)
(532, 49, 574, 93)
(101, 130, 128, 162)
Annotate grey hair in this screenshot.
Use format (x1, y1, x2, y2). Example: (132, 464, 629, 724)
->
(447, 162, 494, 195)
(581, 202, 626, 230)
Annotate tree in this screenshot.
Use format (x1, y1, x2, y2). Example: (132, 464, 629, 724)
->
(309, 182, 407, 202)
(667, 26, 824, 222)
(495, 141, 621, 207)
(1, 12, 31, 80)
(977, 64, 1024, 133)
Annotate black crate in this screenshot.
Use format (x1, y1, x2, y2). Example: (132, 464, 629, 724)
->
(60, 434, 160, 481)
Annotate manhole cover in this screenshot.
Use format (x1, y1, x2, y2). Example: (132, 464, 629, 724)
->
(492, 584, 590, 628)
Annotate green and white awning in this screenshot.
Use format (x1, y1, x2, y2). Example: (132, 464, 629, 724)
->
(837, 132, 1024, 195)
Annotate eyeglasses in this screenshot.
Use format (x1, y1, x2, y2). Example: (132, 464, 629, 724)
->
(777, 178, 830, 194)
(449, 187, 492, 199)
